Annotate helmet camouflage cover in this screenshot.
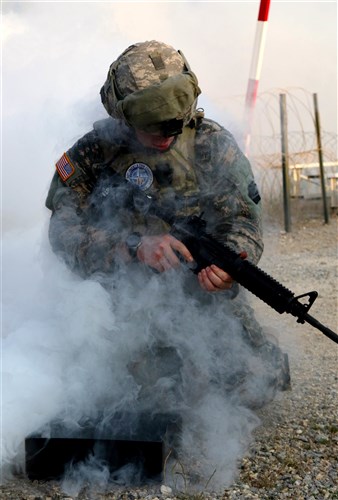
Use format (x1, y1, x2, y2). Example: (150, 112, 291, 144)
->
(100, 40, 201, 135)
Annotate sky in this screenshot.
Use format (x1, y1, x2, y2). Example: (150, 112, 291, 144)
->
(1, 0, 337, 230)
(1, 1, 337, 490)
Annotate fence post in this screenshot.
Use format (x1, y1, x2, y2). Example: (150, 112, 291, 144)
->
(279, 94, 291, 232)
(313, 93, 330, 224)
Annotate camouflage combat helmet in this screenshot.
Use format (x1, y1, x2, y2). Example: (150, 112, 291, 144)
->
(100, 40, 201, 136)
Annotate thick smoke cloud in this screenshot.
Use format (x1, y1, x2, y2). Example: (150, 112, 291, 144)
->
(1, 0, 336, 493)
(2, 219, 267, 491)
(2, 1, 336, 229)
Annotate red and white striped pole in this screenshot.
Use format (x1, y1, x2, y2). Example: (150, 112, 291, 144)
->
(244, 0, 271, 155)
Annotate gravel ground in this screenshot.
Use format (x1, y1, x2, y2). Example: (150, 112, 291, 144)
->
(1, 214, 337, 499)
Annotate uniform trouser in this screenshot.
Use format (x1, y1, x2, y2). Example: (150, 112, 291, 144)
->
(124, 273, 291, 412)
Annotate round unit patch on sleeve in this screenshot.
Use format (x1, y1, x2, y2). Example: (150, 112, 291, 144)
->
(125, 162, 154, 191)
(55, 153, 75, 182)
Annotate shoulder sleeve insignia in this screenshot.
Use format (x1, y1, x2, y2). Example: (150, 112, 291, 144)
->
(55, 153, 75, 181)
(248, 180, 261, 204)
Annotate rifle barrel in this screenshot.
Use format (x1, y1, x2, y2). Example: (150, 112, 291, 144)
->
(304, 314, 338, 344)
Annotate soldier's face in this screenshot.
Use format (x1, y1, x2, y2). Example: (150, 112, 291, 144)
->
(135, 130, 175, 151)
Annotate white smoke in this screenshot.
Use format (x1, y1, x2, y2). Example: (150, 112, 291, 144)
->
(2, 2, 336, 230)
(1, 0, 336, 494)
(2, 220, 266, 491)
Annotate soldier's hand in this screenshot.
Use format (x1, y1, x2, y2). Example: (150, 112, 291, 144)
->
(197, 264, 234, 292)
(136, 234, 194, 272)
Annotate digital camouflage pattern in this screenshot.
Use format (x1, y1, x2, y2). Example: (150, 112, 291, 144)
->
(46, 116, 263, 277)
(109, 40, 187, 97)
(46, 40, 290, 396)
(100, 40, 201, 131)
(46, 115, 291, 395)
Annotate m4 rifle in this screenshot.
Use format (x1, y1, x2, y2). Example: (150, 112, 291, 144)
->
(106, 174, 338, 344)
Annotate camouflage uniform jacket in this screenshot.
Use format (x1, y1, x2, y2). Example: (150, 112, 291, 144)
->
(46, 116, 263, 277)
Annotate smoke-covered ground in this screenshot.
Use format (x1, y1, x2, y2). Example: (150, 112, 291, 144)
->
(1, 212, 337, 499)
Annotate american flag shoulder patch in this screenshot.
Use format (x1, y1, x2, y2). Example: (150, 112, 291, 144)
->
(56, 153, 75, 181)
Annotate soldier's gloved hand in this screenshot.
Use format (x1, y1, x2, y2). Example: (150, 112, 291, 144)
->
(136, 234, 194, 273)
(197, 251, 247, 293)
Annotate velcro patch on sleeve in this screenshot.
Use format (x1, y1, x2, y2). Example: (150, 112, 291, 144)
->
(56, 153, 75, 181)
